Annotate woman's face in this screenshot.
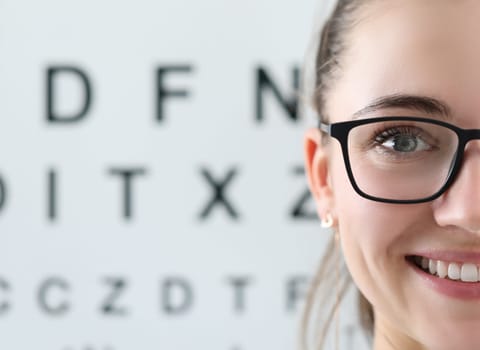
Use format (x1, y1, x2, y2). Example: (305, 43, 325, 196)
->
(307, 1, 480, 349)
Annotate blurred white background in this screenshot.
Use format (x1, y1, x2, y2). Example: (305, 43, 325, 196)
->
(0, 1, 368, 349)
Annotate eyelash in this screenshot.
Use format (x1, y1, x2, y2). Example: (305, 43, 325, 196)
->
(373, 125, 422, 144)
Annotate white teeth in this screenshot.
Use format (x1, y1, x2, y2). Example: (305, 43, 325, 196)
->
(437, 261, 447, 278)
(461, 264, 478, 282)
(448, 263, 460, 280)
(421, 257, 429, 269)
(415, 257, 480, 283)
(429, 260, 437, 274)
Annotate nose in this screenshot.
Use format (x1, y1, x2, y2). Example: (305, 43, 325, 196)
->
(433, 141, 480, 233)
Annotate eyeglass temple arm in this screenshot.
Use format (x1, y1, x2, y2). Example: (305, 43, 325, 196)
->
(318, 122, 331, 135)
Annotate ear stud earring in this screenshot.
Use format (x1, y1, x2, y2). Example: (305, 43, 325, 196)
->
(321, 213, 334, 228)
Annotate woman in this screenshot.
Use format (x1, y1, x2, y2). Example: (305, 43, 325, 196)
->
(303, 0, 480, 349)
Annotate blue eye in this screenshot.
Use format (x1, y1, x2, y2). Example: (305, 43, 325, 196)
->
(381, 134, 429, 153)
(375, 126, 432, 153)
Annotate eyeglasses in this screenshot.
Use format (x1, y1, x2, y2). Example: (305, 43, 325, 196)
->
(319, 116, 480, 204)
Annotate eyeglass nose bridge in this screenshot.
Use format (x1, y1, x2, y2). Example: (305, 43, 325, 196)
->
(463, 128, 480, 142)
(444, 128, 480, 193)
(458, 129, 480, 155)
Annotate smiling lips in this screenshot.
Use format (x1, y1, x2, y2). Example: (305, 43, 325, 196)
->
(414, 256, 480, 282)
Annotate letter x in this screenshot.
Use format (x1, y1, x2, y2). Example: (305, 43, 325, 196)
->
(199, 167, 239, 220)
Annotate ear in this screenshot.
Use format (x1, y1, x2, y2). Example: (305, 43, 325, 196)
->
(304, 128, 335, 220)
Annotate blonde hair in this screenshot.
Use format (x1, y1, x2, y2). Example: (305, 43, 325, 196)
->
(300, 0, 375, 348)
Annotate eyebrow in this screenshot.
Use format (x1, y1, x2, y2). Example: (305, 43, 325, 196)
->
(352, 94, 453, 120)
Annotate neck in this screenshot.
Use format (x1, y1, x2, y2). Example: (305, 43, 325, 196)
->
(373, 312, 425, 350)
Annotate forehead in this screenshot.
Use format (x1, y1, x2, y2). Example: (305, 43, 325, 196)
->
(327, 0, 480, 124)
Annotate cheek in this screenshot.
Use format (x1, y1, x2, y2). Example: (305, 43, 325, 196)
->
(331, 159, 390, 284)
(328, 150, 425, 298)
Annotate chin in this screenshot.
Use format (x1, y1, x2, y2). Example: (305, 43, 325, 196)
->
(414, 318, 480, 350)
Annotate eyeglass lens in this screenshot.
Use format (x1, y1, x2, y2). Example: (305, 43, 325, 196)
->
(347, 120, 459, 201)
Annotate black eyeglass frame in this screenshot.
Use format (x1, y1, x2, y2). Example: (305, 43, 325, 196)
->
(319, 116, 480, 204)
